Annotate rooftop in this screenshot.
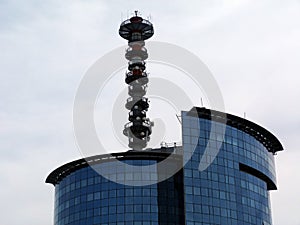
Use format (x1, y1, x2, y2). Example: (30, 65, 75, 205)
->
(187, 107, 283, 154)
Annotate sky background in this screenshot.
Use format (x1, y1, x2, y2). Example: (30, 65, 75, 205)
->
(1, 0, 300, 224)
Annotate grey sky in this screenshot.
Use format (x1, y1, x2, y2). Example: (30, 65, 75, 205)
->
(1, 0, 299, 224)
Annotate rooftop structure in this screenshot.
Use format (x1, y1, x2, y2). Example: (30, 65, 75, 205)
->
(119, 12, 154, 150)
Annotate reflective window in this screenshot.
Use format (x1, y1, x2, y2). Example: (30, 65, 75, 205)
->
(54, 160, 184, 225)
(182, 112, 274, 225)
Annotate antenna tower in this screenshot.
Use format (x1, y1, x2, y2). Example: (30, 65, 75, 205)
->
(119, 11, 154, 150)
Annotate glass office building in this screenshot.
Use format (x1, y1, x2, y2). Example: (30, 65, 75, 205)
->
(46, 107, 283, 225)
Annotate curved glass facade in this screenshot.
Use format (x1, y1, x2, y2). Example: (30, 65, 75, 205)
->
(54, 159, 184, 225)
(182, 110, 277, 225)
(47, 107, 282, 225)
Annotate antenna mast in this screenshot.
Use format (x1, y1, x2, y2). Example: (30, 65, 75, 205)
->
(119, 11, 154, 150)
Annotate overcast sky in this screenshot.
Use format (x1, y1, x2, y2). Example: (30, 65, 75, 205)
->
(1, 0, 300, 224)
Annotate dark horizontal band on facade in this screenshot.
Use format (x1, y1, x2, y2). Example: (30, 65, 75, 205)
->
(46, 148, 181, 186)
(186, 107, 283, 154)
(239, 163, 277, 190)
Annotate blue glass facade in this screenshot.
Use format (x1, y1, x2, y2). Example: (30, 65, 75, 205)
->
(182, 109, 278, 225)
(53, 158, 184, 225)
(47, 107, 283, 225)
